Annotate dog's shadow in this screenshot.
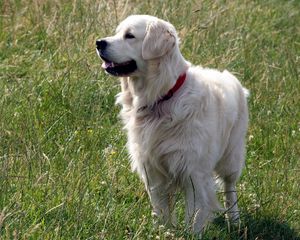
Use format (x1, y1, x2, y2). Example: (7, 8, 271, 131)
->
(210, 212, 300, 240)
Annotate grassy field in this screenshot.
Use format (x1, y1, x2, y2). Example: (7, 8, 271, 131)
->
(0, 0, 299, 239)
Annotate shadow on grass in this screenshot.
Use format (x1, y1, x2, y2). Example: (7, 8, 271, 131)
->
(213, 212, 300, 240)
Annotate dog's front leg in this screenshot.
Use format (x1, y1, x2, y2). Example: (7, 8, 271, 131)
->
(183, 172, 220, 233)
(148, 185, 176, 227)
(142, 165, 176, 227)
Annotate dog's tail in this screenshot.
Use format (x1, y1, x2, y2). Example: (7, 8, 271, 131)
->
(242, 88, 250, 98)
(222, 70, 250, 99)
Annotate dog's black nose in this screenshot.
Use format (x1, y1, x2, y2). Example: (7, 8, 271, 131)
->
(96, 39, 107, 50)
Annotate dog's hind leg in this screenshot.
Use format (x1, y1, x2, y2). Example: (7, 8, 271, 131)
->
(216, 138, 246, 223)
(223, 172, 241, 222)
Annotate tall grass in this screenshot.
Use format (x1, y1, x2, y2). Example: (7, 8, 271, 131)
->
(0, 0, 299, 239)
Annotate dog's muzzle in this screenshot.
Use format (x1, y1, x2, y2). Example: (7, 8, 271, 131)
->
(96, 39, 137, 77)
(96, 39, 107, 52)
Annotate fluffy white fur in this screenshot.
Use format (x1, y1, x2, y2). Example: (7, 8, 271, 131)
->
(98, 15, 249, 233)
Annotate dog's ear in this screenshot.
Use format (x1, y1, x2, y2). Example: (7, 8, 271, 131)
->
(142, 20, 176, 60)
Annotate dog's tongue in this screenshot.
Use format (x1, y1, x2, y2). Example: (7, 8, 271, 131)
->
(102, 61, 115, 69)
(101, 60, 131, 69)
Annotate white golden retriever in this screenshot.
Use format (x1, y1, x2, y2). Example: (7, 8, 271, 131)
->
(96, 15, 249, 233)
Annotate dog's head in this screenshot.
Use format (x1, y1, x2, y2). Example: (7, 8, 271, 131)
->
(96, 15, 178, 77)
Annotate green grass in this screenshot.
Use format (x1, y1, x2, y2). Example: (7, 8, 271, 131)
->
(0, 0, 299, 239)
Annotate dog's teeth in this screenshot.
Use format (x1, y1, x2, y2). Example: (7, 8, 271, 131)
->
(106, 62, 112, 68)
(111, 62, 115, 67)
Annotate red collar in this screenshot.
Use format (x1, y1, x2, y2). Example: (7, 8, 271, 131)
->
(138, 71, 187, 112)
(159, 72, 187, 102)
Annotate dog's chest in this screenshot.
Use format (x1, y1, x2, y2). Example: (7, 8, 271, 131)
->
(135, 108, 172, 137)
(129, 107, 177, 150)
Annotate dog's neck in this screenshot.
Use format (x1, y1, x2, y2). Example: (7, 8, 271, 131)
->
(125, 47, 190, 110)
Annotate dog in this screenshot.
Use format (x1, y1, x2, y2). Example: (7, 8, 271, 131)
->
(96, 15, 249, 233)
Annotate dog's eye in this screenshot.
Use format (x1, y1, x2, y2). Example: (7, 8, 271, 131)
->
(124, 33, 135, 39)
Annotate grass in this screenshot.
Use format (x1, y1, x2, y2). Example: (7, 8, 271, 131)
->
(0, 0, 299, 239)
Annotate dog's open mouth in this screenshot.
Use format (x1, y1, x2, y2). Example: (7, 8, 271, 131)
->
(100, 55, 137, 76)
